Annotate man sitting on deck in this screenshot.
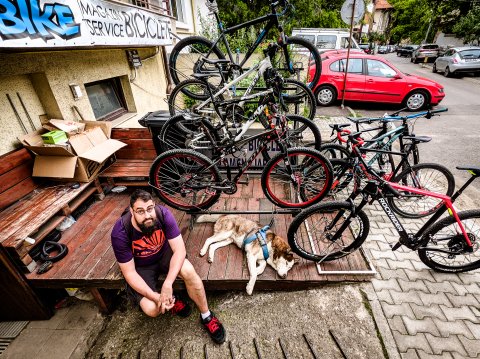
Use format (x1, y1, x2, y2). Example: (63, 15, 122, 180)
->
(111, 189, 226, 344)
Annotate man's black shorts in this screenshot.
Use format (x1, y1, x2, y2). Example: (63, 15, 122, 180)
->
(125, 243, 173, 305)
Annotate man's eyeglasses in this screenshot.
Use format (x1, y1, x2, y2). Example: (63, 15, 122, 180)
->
(133, 205, 155, 216)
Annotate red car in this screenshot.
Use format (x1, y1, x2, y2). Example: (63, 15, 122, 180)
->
(309, 51, 445, 110)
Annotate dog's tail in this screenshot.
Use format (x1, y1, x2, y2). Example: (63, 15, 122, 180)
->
(195, 214, 223, 223)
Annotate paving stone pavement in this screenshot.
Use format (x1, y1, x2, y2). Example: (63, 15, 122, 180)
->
(362, 201, 480, 359)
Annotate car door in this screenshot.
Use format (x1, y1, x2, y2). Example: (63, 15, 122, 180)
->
(329, 58, 365, 101)
(364, 59, 406, 104)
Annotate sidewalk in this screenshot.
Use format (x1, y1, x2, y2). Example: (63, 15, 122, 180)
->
(3, 114, 480, 358)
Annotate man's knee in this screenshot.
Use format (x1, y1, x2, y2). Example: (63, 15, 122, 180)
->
(179, 259, 200, 281)
(140, 298, 159, 317)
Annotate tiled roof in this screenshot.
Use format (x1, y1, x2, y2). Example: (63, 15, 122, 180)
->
(375, 0, 393, 10)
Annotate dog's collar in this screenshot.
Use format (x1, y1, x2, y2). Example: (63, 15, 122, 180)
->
(243, 225, 270, 260)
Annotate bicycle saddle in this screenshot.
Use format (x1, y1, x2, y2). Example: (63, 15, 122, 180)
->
(192, 73, 221, 80)
(329, 123, 350, 130)
(201, 58, 230, 65)
(457, 166, 480, 177)
(403, 135, 431, 143)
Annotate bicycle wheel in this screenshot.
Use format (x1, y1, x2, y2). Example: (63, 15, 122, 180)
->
(418, 209, 480, 272)
(319, 143, 351, 160)
(272, 36, 322, 89)
(149, 149, 222, 211)
(388, 163, 455, 218)
(279, 115, 322, 151)
(158, 114, 220, 157)
(168, 79, 223, 121)
(169, 36, 226, 90)
(287, 201, 370, 261)
(280, 79, 316, 120)
(261, 147, 333, 208)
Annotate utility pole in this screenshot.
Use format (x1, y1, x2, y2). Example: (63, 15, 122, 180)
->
(341, 0, 356, 109)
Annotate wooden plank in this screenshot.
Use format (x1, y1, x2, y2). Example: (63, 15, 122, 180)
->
(0, 162, 33, 193)
(115, 149, 157, 160)
(115, 138, 155, 150)
(0, 177, 38, 211)
(224, 197, 247, 281)
(111, 128, 151, 139)
(0, 148, 32, 175)
(0, 183, 91, 247)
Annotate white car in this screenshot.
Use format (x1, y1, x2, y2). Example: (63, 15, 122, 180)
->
(433, 46, 480, 77)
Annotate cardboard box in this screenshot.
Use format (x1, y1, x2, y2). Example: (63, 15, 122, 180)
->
(18, 121, 126, 182)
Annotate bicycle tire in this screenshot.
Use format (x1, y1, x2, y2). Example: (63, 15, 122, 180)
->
(168, 78, 223, 120)
(279, 115, 322, 151)
(169, 36, 226, 90)
(149, 149, 222, 211)
(388, 163, 455, 219)
(261, 147, 333, 208)
(158, 114, 220, 157)
(272, 36, 322, 89)
(279, 79, 317, 120)
(319, 143, 351, 160)
(418, 209, 480, 273)
(287, 201, 370, 261)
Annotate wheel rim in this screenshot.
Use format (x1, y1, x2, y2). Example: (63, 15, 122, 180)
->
(433, 64, 436, 72)
(445, 67, 450, 76)
(265, 152, 331, 207)
(317, 88, 334, 105)
(406, 93, 426, 110)
(152, 153, 219, 210)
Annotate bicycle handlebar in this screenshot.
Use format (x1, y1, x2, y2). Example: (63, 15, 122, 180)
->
(347, 106, 448, 124)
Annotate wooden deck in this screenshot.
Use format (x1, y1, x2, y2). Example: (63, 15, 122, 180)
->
(27, 179, 375, 290)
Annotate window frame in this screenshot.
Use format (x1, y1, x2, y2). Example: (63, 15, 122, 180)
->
(366, 59, 397, 78)
(85, 77, 128, 122)
(329, 58, 364, 74)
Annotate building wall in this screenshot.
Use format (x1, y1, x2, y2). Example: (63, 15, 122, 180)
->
(0, 47, 168, 155)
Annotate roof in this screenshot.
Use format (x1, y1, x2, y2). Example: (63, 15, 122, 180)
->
(375, 0, 393, 10)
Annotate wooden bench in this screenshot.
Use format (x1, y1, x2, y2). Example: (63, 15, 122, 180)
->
(99, 128, 158, 187)
(0, 148, 104, 273)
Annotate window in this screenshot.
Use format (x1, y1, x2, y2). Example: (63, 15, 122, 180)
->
(366, 59, 397, 78)
(171, 0, 186, 23)
(129, 0, 167, 13)
(85, 78, 127, 121)
(340, 37, 352, 49)
(459, 49, 480, 59)
(330, 58, 363, 74)
(297, 35, 315, 45)
(316, 35, 336, 49)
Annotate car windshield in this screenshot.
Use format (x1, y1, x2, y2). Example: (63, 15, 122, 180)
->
(297, 34, 315, 45)
(316, 35, 336, 49)
(459, 49, 480, 59)
(421, 45, 438, 49)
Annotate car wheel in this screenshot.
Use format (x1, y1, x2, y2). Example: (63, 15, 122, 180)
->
(444, 66, 451, 78)
(410, 57, 414, 63)
(315, 85, 337, 106)
(432, 63, 437, 73)
(404, 90, 429, 111)
(396, 52, 401, 57)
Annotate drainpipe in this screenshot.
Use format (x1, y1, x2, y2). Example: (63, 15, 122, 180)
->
(161, 46, 173, 94)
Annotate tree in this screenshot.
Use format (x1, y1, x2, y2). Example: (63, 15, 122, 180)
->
(453, 6, 480, 45)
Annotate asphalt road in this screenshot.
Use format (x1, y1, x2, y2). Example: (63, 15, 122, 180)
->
(317, 52, 480, 204)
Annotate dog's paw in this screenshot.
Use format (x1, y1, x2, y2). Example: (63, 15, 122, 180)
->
(199, 248, 207, 257)
(246, 283, 254, 295)
(207, 255, 214, 263)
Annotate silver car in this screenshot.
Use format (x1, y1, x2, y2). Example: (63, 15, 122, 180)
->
(433, 46, 480, 77)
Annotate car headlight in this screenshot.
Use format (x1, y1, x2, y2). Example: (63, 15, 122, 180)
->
(438, 88, 444, 93)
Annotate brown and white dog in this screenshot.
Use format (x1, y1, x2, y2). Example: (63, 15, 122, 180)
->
(197, 214, 298, 295)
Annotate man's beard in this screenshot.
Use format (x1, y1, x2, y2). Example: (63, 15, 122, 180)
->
(138, 218, 156, 236)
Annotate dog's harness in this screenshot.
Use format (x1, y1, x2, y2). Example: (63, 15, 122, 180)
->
(243, 225, 270, 260)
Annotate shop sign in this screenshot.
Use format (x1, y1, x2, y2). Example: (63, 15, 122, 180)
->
(0, 0, 173, 48)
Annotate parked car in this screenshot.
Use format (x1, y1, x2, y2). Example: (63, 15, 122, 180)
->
(396, 45, 418, 57)
(433, 46, 480, 77)
(378, 46, 388, 54)
(308, 51, 445, 110)
(292, 28, 362, 53)
(359, 43, 372, 54)
(411, 44, 440, 63)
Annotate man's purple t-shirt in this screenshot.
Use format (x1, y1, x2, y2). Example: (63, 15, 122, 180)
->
(111, 205, 181, 267)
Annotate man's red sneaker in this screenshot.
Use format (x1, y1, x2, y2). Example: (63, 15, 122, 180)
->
(170, 294, 191, 318)
(201, 312, 226, 344)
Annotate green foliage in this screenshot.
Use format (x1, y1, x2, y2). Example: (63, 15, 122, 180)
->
(452, 6, 480, 45)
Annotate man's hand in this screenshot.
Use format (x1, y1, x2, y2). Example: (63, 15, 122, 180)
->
(158, 281, 174, 314)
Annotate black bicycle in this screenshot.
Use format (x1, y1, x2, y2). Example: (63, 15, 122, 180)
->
(168, 0, 322, 95)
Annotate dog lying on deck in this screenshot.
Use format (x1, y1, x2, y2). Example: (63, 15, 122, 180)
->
(197, 214, 298, 295)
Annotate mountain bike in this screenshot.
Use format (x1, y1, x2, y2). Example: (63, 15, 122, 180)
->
(148, 113, 333, 211)
(168, 0, 322, 95)
(287, 159, 480, 273)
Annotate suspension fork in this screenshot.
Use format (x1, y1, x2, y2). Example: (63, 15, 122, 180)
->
(329, 196, 369, 242)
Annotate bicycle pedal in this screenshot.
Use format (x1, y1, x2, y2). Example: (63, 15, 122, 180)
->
(237, 175, 249, 185)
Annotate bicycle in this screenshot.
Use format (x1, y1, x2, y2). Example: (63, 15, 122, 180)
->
(169, 47, 316, 122)
(148, 112, 333, 211)
(168, 0, 322, 95)
(287, 158, 480, 273)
